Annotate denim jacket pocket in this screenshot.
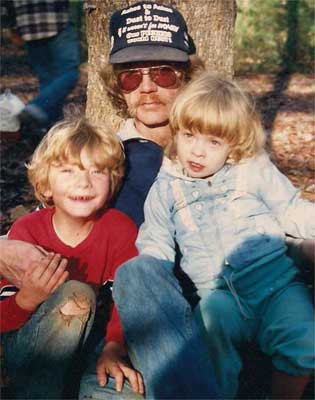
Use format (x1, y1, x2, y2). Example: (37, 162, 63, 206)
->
(228, 193, 286, 267)
(230, 191, 266, 218)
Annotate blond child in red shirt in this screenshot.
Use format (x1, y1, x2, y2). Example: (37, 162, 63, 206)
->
(1, 119, 143, 399)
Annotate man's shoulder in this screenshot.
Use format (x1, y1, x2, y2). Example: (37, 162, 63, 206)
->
(120, 138, 164, 187)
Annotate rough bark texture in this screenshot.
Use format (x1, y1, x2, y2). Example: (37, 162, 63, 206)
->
(85, 0, 236, 126)
(171, 0, 236, 77)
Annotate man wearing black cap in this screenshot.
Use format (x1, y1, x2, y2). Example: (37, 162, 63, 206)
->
(79, 2, 219, 399)
(105, 1, 203, 227)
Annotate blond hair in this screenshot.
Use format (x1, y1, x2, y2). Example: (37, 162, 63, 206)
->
(100, 55, 206, 118)
(27, 118, 124, 207)
(169, 72, 266, 163)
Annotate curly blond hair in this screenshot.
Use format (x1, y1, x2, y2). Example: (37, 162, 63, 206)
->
(27, 118, 124, 207)
(168, 72, 266, 163)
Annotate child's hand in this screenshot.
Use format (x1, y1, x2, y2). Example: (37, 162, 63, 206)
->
(96, 341, 144, 395)
(15, 253, 69, 311)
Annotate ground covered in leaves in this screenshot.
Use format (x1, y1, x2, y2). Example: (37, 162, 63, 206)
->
(0, 53, 314, 234)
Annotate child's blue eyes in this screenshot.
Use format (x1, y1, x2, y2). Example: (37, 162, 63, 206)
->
(181, 132, 222, 146)
(60, 168, 105, 175)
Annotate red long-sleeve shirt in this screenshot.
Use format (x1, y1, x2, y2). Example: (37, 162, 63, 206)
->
(1, 207, 138, 344)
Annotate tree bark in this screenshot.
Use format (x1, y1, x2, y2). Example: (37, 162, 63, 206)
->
(85, 0, 236, 125)
(171, 0, 236, 77)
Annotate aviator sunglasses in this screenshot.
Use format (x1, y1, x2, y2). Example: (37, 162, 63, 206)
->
(116, 65, 184, 92)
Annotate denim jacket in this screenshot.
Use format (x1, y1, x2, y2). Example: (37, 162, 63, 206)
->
(137, 152, 315, 290)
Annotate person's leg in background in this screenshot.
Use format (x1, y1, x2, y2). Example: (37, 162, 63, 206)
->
(20, 37, 52, 130)
(113, 255, 219, 399)
(2, 280, 95, 399)
(24, 24, 80, 129)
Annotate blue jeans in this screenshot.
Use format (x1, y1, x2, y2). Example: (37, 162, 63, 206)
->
(2, 280, 95, 399)
(194, 281, 314, 399)
(26, 24, 80, 125)
(112, 255, 219, 399)
(79, 339, 143, 400)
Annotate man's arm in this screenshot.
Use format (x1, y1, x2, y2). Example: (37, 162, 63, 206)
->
(0, 239, 48, 288)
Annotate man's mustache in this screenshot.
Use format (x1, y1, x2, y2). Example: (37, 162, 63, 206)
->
(137, 95, 166, 106)
(128, 95, 168, 117)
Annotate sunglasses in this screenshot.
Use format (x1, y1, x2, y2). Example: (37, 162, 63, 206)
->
(116, 66, 184, 92)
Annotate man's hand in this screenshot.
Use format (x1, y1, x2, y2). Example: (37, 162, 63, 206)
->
(15, 253, 68, 311)
(96, 341, 144, 395)
(0, 239, 48, 287)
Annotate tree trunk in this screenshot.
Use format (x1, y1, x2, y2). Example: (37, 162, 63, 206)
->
(171, 0, 236, 77)
(85, 0, 236, 126)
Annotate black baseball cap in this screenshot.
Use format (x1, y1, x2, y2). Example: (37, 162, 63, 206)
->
(109, 1, 196, 64)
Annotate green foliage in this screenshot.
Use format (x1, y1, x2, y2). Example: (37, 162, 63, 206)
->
(234, 0, 314, 74)
(296, 0, 315, 72)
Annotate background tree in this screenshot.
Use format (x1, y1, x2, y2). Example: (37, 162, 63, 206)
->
(85, 0, 236, 126)
(234, 0, 314, 73)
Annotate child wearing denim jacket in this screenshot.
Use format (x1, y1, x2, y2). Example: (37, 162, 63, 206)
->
(136, 73, 315, 399)
(1, 119, 144, 399)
